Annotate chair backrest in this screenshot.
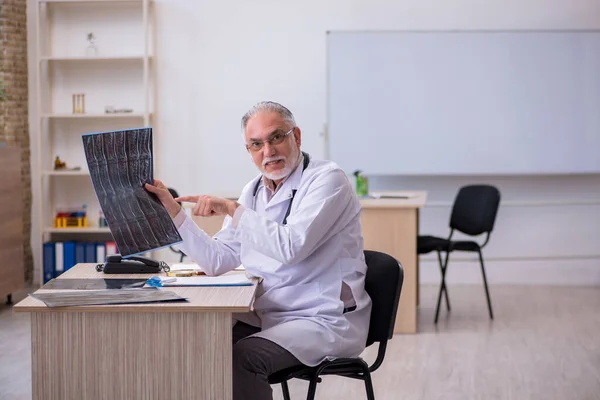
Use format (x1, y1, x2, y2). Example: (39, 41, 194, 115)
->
(364, 250, 404, 347)
(449, 185, 501, 236)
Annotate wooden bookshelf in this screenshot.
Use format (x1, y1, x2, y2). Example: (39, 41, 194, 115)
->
(34, 0, 154, 283)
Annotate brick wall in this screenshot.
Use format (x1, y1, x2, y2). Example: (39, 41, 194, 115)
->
(0, 0, 33, 284)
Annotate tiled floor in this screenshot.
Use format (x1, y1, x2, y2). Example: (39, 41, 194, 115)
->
(0, 289, 32, 400)
(2, 284, 600, 400)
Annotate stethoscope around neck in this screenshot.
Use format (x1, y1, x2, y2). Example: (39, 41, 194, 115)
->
(251, 151, 310, 225)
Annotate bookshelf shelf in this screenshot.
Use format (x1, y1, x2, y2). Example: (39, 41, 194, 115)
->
(42, 170, 90, 176)
(45, 227, 111, 234)
(41, 113, 148, 119)
(39, 0, 145, 4)
(40, 55, 149, 62)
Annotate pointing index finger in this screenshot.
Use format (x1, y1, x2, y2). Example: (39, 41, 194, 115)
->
(175, 196, 200, 203)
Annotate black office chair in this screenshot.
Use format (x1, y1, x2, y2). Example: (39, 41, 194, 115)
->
(167, 188, 187, 262)
(418, 184, 501, 323)
(267, 250, 404, 400)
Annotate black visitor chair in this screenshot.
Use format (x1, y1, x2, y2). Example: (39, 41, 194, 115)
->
(267, 250, 404, 400)
(418, 184, 501, 323)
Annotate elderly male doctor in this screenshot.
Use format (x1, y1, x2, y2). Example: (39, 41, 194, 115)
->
(146, 101, 371, 400)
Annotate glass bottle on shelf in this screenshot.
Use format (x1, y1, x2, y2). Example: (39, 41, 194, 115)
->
(86, 33, 98, 57)
(98, 210, 108, 227)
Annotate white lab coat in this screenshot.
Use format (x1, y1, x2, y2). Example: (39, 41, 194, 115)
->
(173, 156, 372, 366)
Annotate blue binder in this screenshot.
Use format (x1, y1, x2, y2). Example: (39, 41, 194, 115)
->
(75, 242, 86, 265)
(85, 243, 97, 263)
(63, 242, 76, 271)
(42, 243, 55, 283)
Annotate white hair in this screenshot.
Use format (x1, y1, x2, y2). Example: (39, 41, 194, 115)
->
(241, 101, 296, 133)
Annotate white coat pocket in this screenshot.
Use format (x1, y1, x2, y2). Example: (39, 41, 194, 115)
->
(253, 282, 322, 317)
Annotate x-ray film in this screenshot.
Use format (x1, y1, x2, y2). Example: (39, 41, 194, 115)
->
(82, 128, 182, 257)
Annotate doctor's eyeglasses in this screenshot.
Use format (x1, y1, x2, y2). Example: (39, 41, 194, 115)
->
(246, 127, 295, 152)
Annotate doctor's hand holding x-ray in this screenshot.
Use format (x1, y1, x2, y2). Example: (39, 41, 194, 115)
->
(144, 101, 372, 400)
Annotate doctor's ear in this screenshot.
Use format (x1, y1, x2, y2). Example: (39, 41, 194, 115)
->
(293, 127, 301, 147)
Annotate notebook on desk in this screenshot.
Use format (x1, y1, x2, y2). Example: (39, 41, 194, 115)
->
(42, 278, 147, 290)
(29, 289, 187, 307)
(361, 193, 415, 199)
(170, 263, 245, 271)
(152, 274, 254, 287)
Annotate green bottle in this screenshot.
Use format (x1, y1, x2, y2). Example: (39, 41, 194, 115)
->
(353, 170, 369, 196)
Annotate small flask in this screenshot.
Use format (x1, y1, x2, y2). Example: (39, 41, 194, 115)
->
(98, 210, 107, 227)
(86, 33, 98, 57)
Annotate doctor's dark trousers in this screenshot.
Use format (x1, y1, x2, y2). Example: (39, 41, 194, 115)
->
(233, 321, 303, 400)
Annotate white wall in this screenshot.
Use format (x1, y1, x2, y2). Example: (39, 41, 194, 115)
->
(28, 0, 600, 284)
(372, 175, 600, 285)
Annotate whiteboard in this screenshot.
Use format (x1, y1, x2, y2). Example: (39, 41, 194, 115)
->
(327, 31, 600, 175)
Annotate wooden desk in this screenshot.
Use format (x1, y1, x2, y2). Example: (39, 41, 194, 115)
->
(193, 191, 427, 335)
(359, 191, 427, 334)
(14, 264, 257, 400)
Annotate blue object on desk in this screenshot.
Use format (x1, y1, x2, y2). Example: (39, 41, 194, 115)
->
(146, 276, 177, 287)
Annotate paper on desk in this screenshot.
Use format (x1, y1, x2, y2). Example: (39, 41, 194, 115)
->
(158, 274, 253, 287)
(170, 263, 202, 271)
(368, 192, 417, 199)
(170, 263, 245, 271)
(29, 289, 186, 307)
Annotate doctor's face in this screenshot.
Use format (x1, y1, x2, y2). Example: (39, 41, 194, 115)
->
(245, 111, 302, 183)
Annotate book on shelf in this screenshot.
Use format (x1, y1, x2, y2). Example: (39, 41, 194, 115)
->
(43, 240, 117, 283)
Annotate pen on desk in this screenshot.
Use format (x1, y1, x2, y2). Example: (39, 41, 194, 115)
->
(167, 270, 205, 277)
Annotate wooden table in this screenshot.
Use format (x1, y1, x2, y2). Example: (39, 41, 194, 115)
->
(359, 191, 427, 333)
(14, 264, 257, 400)
(193, 190, 427, 334)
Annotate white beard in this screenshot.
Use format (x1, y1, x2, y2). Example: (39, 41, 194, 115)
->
(263, 165, 293, 181)
(261, 146, 301, 181)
